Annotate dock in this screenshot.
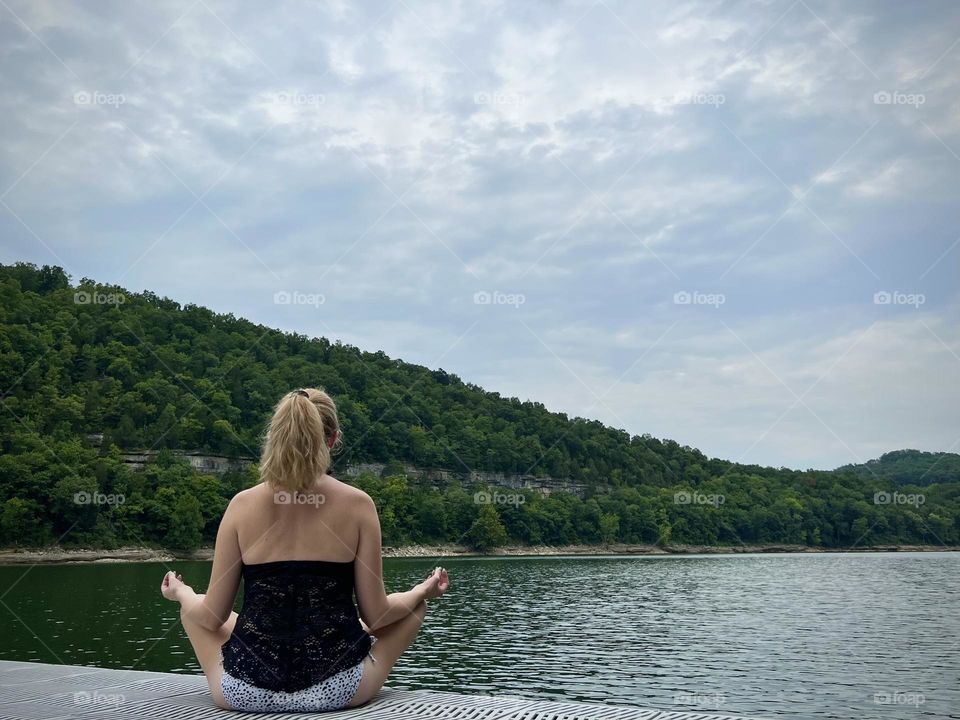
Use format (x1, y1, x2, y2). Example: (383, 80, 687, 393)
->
(0, 660, 765, 720)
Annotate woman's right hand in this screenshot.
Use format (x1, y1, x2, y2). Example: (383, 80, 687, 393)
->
(416, 566, 450, 600)
(160, 570, 188, 601)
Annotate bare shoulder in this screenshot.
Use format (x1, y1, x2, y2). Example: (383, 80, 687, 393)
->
(324, 476, 376, 511)
(232, 483, 268, 502)
(225, 483, 269, 516)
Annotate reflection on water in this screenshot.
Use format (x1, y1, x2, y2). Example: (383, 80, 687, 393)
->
(0, 553, 957, 720)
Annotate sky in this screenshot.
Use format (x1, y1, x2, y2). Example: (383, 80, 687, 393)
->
(1, 0, 958, 471)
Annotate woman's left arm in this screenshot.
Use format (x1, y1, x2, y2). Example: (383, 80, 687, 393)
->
(175, 499, 242, 631)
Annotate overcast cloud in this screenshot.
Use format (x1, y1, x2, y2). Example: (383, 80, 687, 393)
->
(1, 0, 958, 470)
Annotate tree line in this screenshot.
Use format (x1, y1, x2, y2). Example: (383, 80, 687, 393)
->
(0, 262, 957, 552)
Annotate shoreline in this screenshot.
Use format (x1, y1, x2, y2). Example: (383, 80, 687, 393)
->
(0, 543, 956, 565)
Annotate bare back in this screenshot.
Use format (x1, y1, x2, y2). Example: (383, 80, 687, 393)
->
(197, 473, 399, 637)
(234, 477, 367, 565)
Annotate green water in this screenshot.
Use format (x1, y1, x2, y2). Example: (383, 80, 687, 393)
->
(1, 553, 958, 720)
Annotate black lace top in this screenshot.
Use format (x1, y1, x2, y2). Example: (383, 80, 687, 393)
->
(220, 559, 372, 692)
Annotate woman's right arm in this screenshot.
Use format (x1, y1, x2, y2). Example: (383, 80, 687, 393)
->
(353, 492, 446, 631)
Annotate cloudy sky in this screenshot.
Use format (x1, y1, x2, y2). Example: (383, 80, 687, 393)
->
(1, 0, 958, 470)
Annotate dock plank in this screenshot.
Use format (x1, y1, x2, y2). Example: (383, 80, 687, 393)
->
(0, 661, 766, 720)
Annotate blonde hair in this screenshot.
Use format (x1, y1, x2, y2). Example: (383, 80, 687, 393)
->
(259, 388, 341, 492)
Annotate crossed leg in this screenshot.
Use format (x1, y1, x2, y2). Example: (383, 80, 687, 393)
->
(348, 600, 427, 707)
(177, 593, 238, 709)
(177, 594, 427, 710)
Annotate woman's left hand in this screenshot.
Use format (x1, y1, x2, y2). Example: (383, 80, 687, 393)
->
(417, 566, 450, 600)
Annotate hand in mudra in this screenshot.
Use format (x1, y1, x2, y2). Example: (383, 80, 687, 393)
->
(160, 570, 188, 601)
(417, 566, 450, 599)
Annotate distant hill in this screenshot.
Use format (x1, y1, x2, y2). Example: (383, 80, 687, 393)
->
(836, 450, 960, 486)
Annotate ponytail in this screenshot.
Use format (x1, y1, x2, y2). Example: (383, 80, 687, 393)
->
(259, 388, 340, 492)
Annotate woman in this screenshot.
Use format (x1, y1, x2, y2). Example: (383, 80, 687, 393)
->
(159, 388, 450, 712)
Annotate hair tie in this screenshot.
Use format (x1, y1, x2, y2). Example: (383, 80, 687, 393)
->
(293, 389, 309, 398)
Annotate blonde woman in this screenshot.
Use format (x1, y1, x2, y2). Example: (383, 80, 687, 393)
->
(159, 388, 450, 712)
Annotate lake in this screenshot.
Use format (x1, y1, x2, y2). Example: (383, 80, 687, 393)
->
(0, 553, 957, 720)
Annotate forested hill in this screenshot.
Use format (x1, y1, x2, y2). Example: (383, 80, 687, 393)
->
(836, 450, 960, 487)
(0, 262, 724, 486)
(1, 262, 958, 552)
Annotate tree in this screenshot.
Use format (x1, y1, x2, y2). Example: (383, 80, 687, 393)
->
(600, 512, 620, 543)
(1, 498, 48, 546)
(164, 493, 204, 552)
(466, 505, 508, 550)
(656, 508, 672, 547)
(412, 493, 447, 541)
(851, 516, 872, 545)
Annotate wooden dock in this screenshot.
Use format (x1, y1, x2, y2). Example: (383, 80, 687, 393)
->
(0, 660, 765, 720)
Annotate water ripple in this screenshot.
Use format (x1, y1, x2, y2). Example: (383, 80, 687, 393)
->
(0, 553, 957, 719)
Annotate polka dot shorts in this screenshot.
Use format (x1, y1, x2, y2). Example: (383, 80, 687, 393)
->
(221, 661, 364, 712)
